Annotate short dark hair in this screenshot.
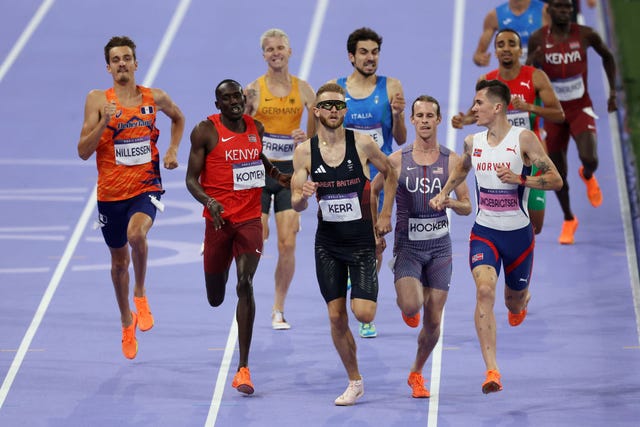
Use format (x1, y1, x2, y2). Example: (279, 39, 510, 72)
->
(494, 28, 522, 48)
(215, 79, 243, 99)
(346, 27, 383, 55)
(411, 95, 441, 118)
(104, 36, 136, 64)
(476, 79, 511, 107)
(316, 82, 345, 101)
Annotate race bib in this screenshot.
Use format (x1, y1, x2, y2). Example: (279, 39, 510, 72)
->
(319, 192, 362, 222)
(552, 75, 585, 102)
(408, 215, 449, 241)
(262, 132, 295, 161)
(507, 110, 532, 130)
(114, 136, 152, 166)
(347, 126, 384, 148)
(478, 188, 520, 212)
(233, 160, 265, 190)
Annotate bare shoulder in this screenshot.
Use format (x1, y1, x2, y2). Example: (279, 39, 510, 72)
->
(86, 89, 106, 105)
(386, 76, 404, 92)
(297, 78, 316, 105)
(191, 119, 215, 143)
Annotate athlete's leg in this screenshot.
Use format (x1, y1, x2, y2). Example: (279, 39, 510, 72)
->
(272, 209, 299, 312)
(412, 287, 448, 373)
(472, 264, 499, 371)
(127, 212, 153, 298)
(109, 245, 134, 327)
(235, 252, 260, 368)
(328, 297, 361, 380)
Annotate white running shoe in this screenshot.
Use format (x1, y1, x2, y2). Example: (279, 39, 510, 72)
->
(334, 378, 364, 406)
(271, 310, 291, 330)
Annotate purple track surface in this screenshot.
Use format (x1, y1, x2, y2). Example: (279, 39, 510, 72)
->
(1, 1, 639, 426)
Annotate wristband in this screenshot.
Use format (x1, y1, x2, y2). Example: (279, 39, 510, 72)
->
(519, 174, 527, 186)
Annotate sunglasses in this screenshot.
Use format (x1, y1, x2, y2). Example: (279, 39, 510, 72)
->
(316, 100, 347, 111)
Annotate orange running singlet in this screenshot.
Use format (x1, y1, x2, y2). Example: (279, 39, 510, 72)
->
(96, 86, 161, 201)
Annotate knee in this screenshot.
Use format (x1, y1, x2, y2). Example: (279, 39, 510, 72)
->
(476, 283, 495, 304)
(328, 310, 349, 331)
(127, 228, 147, 249)
(111, 255, 129, 275)
(236, 276, 254, 298)
(277, 237, 296, 256)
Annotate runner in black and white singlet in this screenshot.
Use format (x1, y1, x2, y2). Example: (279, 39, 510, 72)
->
(291, 83, 397, 406)
(431, 80, 561, 395)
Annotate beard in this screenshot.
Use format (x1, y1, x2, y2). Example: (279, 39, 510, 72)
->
(319, 114, 344, 130)
(354, 62, 377, 78)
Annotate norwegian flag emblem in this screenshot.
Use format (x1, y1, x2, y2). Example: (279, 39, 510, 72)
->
(473, 148, 482, 157)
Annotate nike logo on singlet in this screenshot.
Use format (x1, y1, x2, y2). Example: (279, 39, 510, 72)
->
(221, 136, 235, 142)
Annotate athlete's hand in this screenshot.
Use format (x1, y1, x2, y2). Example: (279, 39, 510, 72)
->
(496, 164, 518, 184)
(473, 51, 491, 67)
(163, 147, 179, 169)
(103, 101, 116, 124)
(301, 180, 318, 200)
(375, 212, 392, 237)
(430, 192, 448, 211)
(511, 96, 529, 112)
(451, 112, 466, 129)
(277, 173, 292, 188)
(207, 199, 225, 230)
(391, 93, 405, 116)
(375, 234, 386, 257)
(291, 128, 307, 144)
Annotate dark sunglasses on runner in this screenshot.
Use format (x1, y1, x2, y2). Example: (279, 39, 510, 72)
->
(316, 100, 347, 111)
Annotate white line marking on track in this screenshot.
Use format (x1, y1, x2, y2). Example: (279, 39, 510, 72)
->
(0, 0, 192, 411)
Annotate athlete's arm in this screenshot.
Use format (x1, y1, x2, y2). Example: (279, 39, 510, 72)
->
(445, 152, 472, 216)
(357, 133, 397, 236)
(152, 87, 185, 169)
(77, 89, 110, 160)
(371, 149, 401, 224)
(300, 79, 317, 141)
(387, 78, 407, 145)
(473, 9, 498, 67)
(496, 129, 562, 191)
(430, 135, 473, 211)
(244, 80, 260, 116)
(526, 29, 544, 67)
(452, 75, 488, 129)
(511, 69, 564, 123)
(585, 26, 617, 112)
(185, 120, 225, 229)
(290, 140, 315, 212)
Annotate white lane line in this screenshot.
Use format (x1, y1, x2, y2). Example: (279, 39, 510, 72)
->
(0, 0, 55, 84)
(298, 0, 329, 81)
(0, 0, 192, 410)
(594, 3, 640, 344)
(204, 2, 328, 426)
(430, 1, 466, 426)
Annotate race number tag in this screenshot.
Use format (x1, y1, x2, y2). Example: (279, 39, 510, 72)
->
(552, 75, 585, 102)
(347, 126, 384, 148)
(507, 110, 531, 130)
(408, 215, 449, 240)
(114, 136, 152, 166)
(319, 192, 362, 222)
(262, 133, 295, 161)
(233, 160, 265, 190)
(478, 188, 520, 212)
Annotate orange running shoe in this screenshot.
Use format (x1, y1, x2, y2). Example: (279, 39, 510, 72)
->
(482, 369, 503, 394)
(402, 312, 420, 328)
(558, 217, 579, 245)
(579, 166, 603, 207)
(232, 367, 255, 395)
(134, 296, 154, 332)
(508, 308, 527, 326)
(121, 312, 138, 360)
(407, 372, 430, 398)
